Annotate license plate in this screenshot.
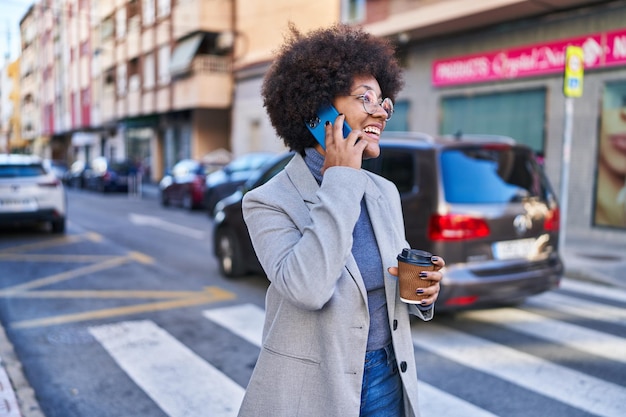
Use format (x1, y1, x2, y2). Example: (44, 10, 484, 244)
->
(492, 238, 536, 260)
(0, 198, 38, 212)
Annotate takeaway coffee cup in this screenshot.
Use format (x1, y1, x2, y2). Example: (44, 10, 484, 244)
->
(397, 248, 435, 304)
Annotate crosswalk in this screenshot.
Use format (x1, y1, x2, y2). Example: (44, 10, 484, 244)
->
(87, 279, 626, 417)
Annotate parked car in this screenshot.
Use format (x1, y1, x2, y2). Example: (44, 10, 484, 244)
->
(212, 132, 563, 312)
(204, 152, 276, 216)
(0, 154, 67, 233)
(65, 160, 89, 189)
(83, 157, 136, 193)
(43, 159, 68, 181)
(159, 159, 213, 210)
(213, 151, 295, 277)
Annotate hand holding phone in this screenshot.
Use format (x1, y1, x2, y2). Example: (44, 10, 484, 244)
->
(306, 104, 352, 149)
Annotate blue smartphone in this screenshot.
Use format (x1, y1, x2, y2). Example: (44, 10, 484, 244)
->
(305, 104, 352, 149)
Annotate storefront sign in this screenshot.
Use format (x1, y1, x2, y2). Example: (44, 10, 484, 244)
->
(433, 28, 626, 87)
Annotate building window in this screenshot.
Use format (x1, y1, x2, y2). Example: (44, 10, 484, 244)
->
(157, 0, 170, 18)
(384, 100, 409, 132)
(342, 0, 365, 23)
(440, 88, 546, 155)
(116, 8, 127, 39)
(158, 44, 170, 85)
(144, 53, 155, 89)
(117, 63, 127, 95)
(143, 0, 155, 26)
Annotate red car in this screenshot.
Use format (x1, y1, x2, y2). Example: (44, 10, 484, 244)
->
(159, 159, 212, 210)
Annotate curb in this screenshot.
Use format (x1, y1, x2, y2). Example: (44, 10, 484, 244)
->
(0, 325, 44, 417)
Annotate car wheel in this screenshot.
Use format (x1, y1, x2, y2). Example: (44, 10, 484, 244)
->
(161, 192, 170, 206)
(216, 228, 246, 278)
(182, 192, 194, 211)
(51, 219, 66, 234)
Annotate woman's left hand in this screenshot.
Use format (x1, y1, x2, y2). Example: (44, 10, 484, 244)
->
(388, 255, 445, 306)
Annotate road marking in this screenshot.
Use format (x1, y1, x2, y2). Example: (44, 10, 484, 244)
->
(5, 289, 210, 299)
(203, 304, 265, 346)
(203, 303, 499, 417)
(89, 320, 243, 417)
(412, 323, 626, 417)
(0, 256, 133, 295)
(11, 287, 235, 329)
(528, 291, 626, 326)
(0, 254, 122, 262)
(463, 307, 626, 364)
(0, 232, 101, 253)
(129, 213, 206, 240)
(560, 278, 626, 303)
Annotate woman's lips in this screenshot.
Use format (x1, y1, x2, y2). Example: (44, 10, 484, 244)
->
(608, 134, 626, 153)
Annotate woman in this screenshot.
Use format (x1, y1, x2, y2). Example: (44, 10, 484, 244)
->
(238, 23, 445, 417)
(595, 84, 626, 227)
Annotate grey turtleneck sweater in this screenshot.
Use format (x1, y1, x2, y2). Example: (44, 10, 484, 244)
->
(304, 148, 391, 351)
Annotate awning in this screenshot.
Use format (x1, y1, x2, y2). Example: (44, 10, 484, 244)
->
(169, 33, 203, 76)
(71, 132, 99, 146)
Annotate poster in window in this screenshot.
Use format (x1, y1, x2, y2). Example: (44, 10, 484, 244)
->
(594, 81, 626, 228)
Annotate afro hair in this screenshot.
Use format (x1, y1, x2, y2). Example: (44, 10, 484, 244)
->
(261, 23, 404, 153)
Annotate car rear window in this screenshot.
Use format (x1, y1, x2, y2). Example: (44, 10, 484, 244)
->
(440, 146, 547, 204)
(0, 164, 47, 178)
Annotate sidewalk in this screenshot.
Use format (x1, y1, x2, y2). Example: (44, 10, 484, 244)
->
(560, 230, 626, 289)
(1, 187, 625, 416)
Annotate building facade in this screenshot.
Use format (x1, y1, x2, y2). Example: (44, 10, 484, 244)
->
(230, 0, 626, 243)
(13, 0, 625, 241)
(365, 0, 626, 240)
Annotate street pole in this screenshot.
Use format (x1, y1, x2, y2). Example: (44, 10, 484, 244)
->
(559, 97, 573, 252)
(560, 45, 584, 253)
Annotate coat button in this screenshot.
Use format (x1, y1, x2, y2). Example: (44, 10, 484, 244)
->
(393, 320, 398, 330)
(400, 361, 407, 372)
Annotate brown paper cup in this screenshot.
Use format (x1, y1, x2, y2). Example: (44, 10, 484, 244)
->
(398, 261, 435, 304)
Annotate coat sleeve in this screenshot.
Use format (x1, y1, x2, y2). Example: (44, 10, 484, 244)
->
(243, 166, 368, 311)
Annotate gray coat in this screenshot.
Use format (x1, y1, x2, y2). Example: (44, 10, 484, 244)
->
(238, 153, 432, 417)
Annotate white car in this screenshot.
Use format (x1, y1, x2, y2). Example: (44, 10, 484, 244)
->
(0, 154, 67, 233)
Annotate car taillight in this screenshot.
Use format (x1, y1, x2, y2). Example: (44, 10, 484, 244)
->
(444, 295, 479, 307)
(544, 207, 560, 231)
(428, 213, 490, 241)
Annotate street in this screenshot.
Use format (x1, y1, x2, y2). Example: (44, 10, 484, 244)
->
(0, 189, 625, 417)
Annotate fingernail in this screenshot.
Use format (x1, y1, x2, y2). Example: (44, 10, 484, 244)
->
(421, 300, 429, 305)
(419, 272, 428, 278)
(431, 256, 439, 262)
(325, 121, 330, 126)
(415, 289, 424, 294)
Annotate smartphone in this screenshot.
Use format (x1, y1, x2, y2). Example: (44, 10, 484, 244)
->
(305, 104, 352, 149)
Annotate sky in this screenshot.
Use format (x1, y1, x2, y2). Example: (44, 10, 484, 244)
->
(1, 0, 34, 62)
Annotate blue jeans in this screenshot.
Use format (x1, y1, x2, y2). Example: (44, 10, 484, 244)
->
(360, 344, 405, 417)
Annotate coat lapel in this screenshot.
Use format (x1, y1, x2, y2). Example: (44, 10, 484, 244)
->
(284, 154, 369, 305)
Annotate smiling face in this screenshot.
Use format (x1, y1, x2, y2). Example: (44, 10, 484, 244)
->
(332, 75, 390, 159)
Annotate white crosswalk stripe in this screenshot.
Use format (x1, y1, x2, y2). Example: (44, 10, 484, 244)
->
(462, 307, 626, 364)
(204, 303, 509, 417)
(88, 320, 244, 417)
(411, 323, 626, 417)
(88, 279, 626, 417)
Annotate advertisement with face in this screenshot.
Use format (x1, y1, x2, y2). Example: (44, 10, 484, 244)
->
(594, 81, 626, 228)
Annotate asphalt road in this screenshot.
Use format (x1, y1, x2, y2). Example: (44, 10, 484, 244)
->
(0, 188, 624, 417)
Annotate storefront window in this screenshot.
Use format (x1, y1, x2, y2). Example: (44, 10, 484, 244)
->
(440, 88, 546, 155)
(593, 81, 626, 229)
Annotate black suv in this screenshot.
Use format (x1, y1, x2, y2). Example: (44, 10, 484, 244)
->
(213, 132, 563, 312)
(362, 132, 563, 310)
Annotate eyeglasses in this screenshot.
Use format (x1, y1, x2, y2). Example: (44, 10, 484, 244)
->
(348, 90, 394, 121)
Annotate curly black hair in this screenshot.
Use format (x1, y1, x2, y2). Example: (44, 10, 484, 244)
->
(261, 23, 404, 153)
